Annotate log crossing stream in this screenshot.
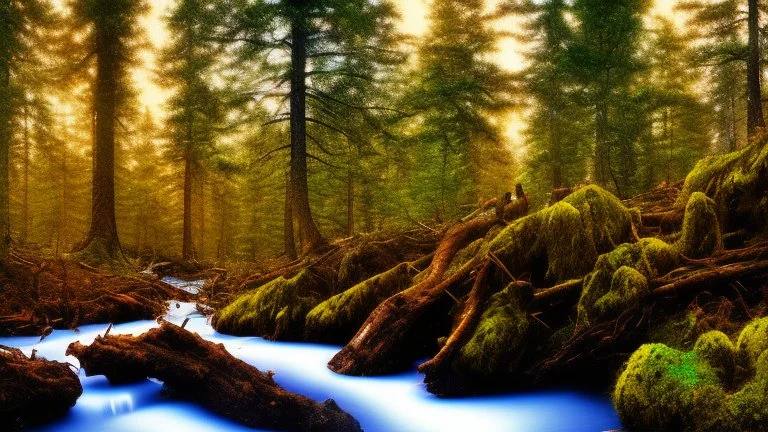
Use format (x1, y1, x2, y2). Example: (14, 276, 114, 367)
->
(0, 279, 621, 432)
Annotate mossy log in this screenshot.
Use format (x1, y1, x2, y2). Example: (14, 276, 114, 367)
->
(328, 214, 506, 375)
(66, 322, 362, 432)
(0, 345, 82, 427)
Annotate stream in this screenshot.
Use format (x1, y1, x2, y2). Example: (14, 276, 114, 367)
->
(0, 278, 622, 432)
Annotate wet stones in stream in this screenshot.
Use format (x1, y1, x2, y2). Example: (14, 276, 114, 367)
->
(66, 322, 362, 432)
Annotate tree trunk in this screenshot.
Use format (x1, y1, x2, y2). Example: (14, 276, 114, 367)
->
(594, 102, 609, 186)
(289, 6, 325, 255)
(0, 0, 11, 262)
(346, 169, 354, 237)
(21, 102, 30, 243)
(747, 0, 765, 136)
(199, 177, 206, 259)
(550, 109, 563, 189)
(78, 25, 121, 260)
(182, 147, 194, 261)
(284, 170, 297, 260)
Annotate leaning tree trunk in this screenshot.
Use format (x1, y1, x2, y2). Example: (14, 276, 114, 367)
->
(289, 8, 326, 255)
(0, 1, 11, 263)
(747, 0, 765, 136)
(79, 28, 121, 260)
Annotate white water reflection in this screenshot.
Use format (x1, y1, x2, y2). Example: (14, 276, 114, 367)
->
(0, 283, 621, 432)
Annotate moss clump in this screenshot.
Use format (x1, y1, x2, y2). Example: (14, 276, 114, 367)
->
(677, 192, 723, 259)
(648, 310, 699, 348)
(590, 266, 648, 324)
(613, 344, 733, 432)
(577, 238, 679, 326)
(454, 282, 534, 376)
(614, 318, 768, 432)
(488, 185, 633, 285)
(676, 141, 768, 233)
(729, 351, 768, 430)
(338, 243, 398, 289)
(305, 262, 419, 344)
(694, 331, 736, 382)
(736, 317, 768, 369)
(213, 270, 323, 340)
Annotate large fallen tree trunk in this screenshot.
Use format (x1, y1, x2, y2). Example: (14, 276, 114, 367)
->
(329, 194, 529, 376)
(67, 323, 361, 432)
(0, 346, 82, 427)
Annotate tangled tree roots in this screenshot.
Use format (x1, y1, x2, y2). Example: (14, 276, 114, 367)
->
(66, 323, 362, 432)
(0, 251, 193, 336)
(0, 346, 82, 427)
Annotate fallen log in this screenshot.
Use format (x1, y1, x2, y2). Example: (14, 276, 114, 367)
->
(0, 345, 82, 427)
(328, 193, 530, 376)
(66, 322, 361, 432)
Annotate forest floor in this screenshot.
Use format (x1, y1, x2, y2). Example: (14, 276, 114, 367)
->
(3, 141, 768, 431)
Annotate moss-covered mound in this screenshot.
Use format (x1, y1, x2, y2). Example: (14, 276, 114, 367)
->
(577, 238, 680, 326)
(736, 316, 768, 370)
(454, 282, 534, 377)
(337, 243, 399, 290)
(676, 141, 768, 233)
(213, 270, 324, 340)
(694, 330, 736, 382)
(677, 192, 723, 259)
(305, 262, 422, 344)
(615, 317, 768, 432)
(488, 185, 634, 285)
(614, 343, 731, 432)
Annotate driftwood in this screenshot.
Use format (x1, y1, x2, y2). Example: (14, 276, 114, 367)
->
(329, 192, 529, 376)
(66, 322, 361, 432)
(0, 345, 82, 427)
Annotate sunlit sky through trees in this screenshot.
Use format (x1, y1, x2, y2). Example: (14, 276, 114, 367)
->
(51, 0, 684, 153)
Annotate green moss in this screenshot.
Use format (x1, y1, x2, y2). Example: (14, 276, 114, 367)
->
(676, 141, 768, 233)
(338, 243, 398, 289)
(614, 315, 768, 432)
(613, 344, 733, 432)
(577, 238, 679, 326)
(677, 192, 723, 259)
(590, 266, 648, 324)
(694, 331, 736, 382)
(445, 239, 484, 278)
(648, 311, 699, 348)
(213, 270, 323, 340)
(736, 317, 768, 369)
(729, 351, 768, 430)
(305, 262, 418, 344)
(454, 282, 534, 376)
(488, 185, 633, 285)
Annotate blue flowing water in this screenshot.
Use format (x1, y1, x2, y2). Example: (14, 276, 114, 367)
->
(0, 299, 622, 432)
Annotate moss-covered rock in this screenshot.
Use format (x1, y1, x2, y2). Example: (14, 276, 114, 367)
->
(453, 282, 534, 376)
(577, 238, 679, 326)
(213, 270, 323, 340)
(445, 239, 484, 278)
(736, 317, 768, 369)
(729, 350, 768, 430)
(614, 317, 768, 432)
(488, 185, 633, 285)
(590, 266, 648, 324)
(305, 263, 421, 344)
(677, 192, 723, 259)
(694, 331, 736, 382)
(676, 141, 768, 233)
(338, 243, 398, 290)
(613, 344, 734, 432)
